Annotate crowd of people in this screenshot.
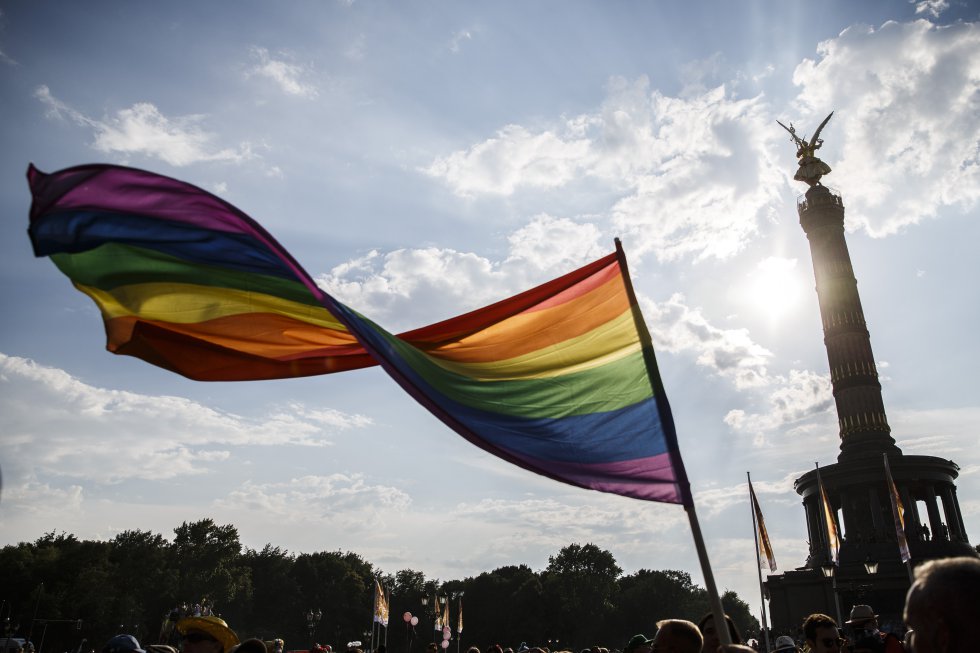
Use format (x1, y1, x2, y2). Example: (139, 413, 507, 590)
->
(97, 557, 977, 653)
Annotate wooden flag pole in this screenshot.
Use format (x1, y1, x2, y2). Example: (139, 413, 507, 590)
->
(748, 472, 772, 653)
(685, 500, 733, 648)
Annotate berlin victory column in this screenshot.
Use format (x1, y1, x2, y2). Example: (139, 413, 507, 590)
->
(763, 113, 976, 633)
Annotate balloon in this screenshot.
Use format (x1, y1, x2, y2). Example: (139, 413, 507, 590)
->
(443, 632, 451, 641)
(403, 612, 412, 623)
(443, 627, 451, 637)
(441, 642, 449, 649)
(410, 617, 419, 626)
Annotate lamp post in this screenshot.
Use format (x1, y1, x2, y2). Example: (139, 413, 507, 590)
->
(819, 562, 843, 627)
(306, 609, 322, 647)
(420, 596, 431, 644)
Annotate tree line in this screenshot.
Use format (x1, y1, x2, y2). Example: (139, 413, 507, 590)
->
(0, 519, 759, 653)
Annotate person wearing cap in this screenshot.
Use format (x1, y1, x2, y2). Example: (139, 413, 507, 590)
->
(623, 635, 652, 653)
(176, 615, 240, 653)
(801, 614, 842, 653)
(843, 605, 903, 653)
(772, 635, 798, 653)
(103, 635, 145, 653)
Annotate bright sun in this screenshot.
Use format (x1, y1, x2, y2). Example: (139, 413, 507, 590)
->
(745, 256, 804, 324)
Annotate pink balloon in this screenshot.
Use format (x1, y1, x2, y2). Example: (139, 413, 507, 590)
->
(443, 627, 451, 637)
(403, 612, 412, 623)
(441, 642, 449, 649)
(443, 632, 451, 641)
(410, 617, 419, 626)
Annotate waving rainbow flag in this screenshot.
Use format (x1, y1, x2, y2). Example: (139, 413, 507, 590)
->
(27, 163, 691, 505)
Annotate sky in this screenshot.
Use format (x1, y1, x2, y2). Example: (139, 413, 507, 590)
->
(1, 0, 980, 627)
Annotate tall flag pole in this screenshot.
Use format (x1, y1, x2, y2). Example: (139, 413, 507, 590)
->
(747, 472, 773, 653)
(27, 164, 731, 647)
(815, 463, 843, 625)
(883, 453, 914, 582)
(456, 597, 462, 653)
(386, 591, 391, 646)
(614, 240, 732, 648)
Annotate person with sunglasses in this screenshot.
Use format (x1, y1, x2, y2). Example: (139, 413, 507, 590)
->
(802, 614, 844, 653)
(176, 616, 240, 653)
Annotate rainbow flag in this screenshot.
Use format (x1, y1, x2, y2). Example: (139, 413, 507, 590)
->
(27, 163, 690, 505)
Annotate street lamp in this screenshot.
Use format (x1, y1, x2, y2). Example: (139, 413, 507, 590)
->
(863, 555, 879, 575)
(818, 561, 842, 626)
(306, 609, 322, 646)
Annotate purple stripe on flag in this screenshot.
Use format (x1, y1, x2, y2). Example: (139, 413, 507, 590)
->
(512, 451, 683, 503)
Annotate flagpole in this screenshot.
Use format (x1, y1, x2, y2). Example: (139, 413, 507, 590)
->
(614, 237, 731, 648)
(685, 501, 734, 648)
(370, 582, 377, 653)
(747, 472, 772, 653)
(815, 463, 843, 626)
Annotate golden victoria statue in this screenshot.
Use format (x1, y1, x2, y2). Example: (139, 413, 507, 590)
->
(777, 111, 834, 186)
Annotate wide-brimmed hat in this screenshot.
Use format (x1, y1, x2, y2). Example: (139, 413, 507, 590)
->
(773, 635, 797, 652)
(177, 616, 240, 653)
(845, 605, 878, 625)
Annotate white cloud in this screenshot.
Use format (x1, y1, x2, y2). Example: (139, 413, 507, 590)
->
(34, 85, 254, 166)
(424, 77, 785, 262)
(913, 0, 949, 18)
(315, 214, 606, 330)
(724, 369, 835, 435)
(449, 29, 473, 54)
(0, 353, 372, 484)
(424, 124, 590, 197)
(248, 47, 319, 98)
(642, 293, 773, 389)
(791, 19, 980, 236)
(215, 474, 411, 532)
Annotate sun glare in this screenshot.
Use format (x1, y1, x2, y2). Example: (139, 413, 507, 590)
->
(745, 256, 803, 324)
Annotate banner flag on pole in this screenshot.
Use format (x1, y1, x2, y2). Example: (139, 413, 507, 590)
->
(442, 601, 450, 635)
(373, 579, 389, 626)
(749, 478, 776, 572)
(27, 163, 692, 507)
(457, 598, 462, 634)
(816, 466, 840, 564)
(883, 454, 911, 563)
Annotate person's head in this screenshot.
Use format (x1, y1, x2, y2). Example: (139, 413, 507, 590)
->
(801, 614, 841, 653)
(904, 556, 980, 653)
(697, 613, 742, 652)
(652, 620, 702, 653)
(772, 635, 797, 653)
(103, 635, 145, 653)
(176, 616, 240, 653)
(625, 635, 653, 653)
